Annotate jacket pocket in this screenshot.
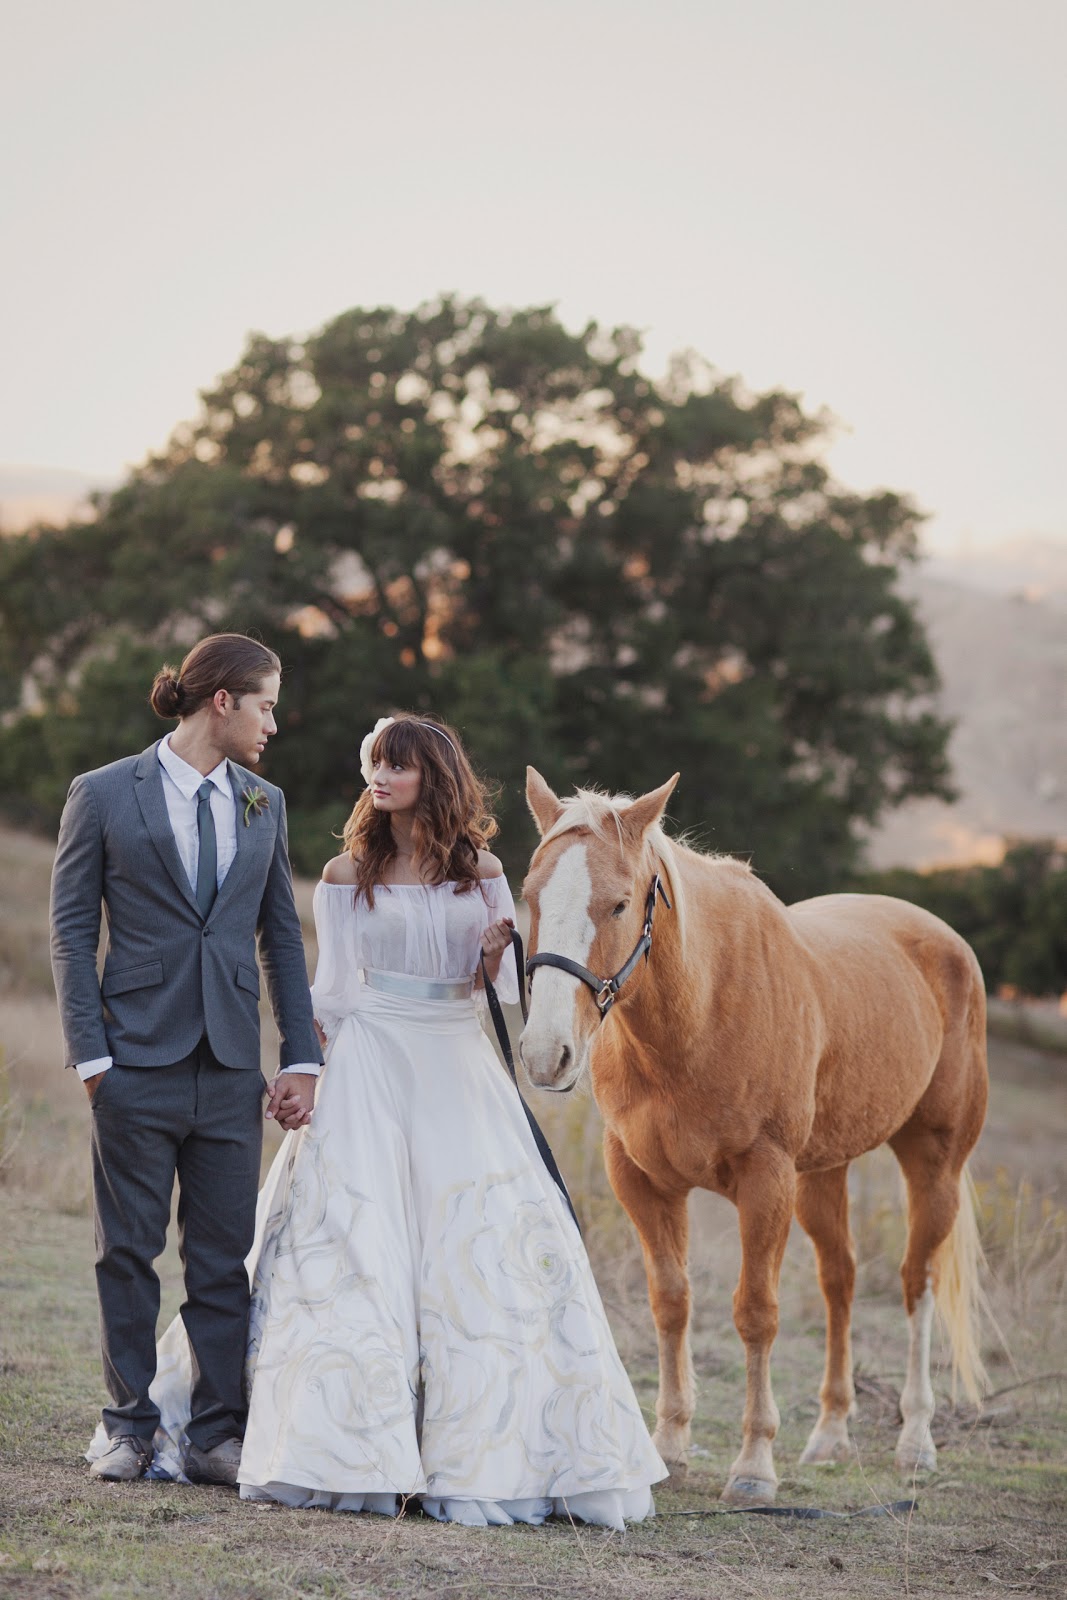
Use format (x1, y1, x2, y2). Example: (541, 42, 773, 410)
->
(236, 963, 261, 999)
(101, 960, 164, 998)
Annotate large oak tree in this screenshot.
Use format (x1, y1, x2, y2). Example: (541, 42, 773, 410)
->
(0, 297, 952, 892)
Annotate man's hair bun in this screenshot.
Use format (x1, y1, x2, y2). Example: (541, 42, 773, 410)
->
(149, 666, 184, 719)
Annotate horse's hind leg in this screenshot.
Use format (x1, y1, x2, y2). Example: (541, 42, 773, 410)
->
(889, 1123, 963, 1475)
(890, 939, 989, 1475)
(795, 1164, 856, 1465)
(604, 1128, 694, 1472)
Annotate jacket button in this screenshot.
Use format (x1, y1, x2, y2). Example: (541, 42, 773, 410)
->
(202, 928, 211, 937)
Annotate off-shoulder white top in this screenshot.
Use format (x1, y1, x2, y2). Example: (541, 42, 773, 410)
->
(310, 876, 520, 1031)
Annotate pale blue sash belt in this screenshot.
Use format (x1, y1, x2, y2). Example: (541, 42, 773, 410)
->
(363, 969, 474, 1002)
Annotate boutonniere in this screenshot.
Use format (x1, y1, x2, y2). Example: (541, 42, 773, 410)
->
(241, 785, 270, 827)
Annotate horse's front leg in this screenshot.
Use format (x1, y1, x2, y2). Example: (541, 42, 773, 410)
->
(795, 1164, 857, 1464)
(722, 1139, 797, 1507)
(603, 1128, 694, 1472)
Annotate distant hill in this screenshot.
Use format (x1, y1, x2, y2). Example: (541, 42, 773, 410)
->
(866, 552, 1067, 869)
(922, 536, 1067, 611)
(0, 465, 110, 531)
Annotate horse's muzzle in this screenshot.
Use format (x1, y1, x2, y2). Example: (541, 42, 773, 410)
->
(518, 1036, 582, 1093)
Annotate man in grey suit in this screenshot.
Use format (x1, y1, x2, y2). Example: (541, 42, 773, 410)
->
(50, 633, 323, 1486)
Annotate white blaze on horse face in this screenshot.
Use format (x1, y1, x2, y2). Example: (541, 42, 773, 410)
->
(521, 842, 596, 1090)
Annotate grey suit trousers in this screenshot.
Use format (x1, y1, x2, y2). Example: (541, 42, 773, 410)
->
(89, 1040, 264, 1450)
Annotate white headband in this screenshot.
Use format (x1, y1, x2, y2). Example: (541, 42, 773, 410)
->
(359, 716, 458, 785)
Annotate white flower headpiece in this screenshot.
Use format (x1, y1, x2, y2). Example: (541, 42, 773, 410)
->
(359, 717, 395, 786)
(359, 716, 459, 786)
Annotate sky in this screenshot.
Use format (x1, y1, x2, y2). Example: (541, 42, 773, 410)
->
(2, 0, 1064, 553)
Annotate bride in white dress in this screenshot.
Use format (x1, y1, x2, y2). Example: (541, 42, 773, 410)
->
(92, 714, 666, 1528)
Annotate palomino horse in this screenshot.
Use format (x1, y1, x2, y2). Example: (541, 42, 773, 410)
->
(519, 770, 988, 1506)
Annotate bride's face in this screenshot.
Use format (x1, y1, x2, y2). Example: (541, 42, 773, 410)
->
(370, 756, 421, 817)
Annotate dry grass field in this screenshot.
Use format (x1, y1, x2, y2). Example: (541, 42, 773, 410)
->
(1, 823, 1065, 1599)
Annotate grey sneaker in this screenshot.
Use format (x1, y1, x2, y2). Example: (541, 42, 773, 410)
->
(183, 1438, 243, 1487)
(89, 1435, 154, 1481)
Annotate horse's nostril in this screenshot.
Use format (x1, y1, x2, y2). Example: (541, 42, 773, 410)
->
(559, 1046, 571, 1072)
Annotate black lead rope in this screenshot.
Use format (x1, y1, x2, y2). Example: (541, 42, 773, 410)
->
(481, 929, 580, 1233)
(662, 1499, 919, 1521)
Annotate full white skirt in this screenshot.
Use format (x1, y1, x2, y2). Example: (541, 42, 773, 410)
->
(90, 987, 665, 1528)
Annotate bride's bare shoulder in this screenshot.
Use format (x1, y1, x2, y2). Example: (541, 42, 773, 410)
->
(476, 850, 504, 880)
(322, 853, 359, 885)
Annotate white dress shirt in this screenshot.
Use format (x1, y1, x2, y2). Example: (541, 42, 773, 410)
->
(76, 736, 319, 1080)
(157, 733, 238, 893)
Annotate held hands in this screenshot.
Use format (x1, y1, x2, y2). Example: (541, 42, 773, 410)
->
(266, 1072, 317, 1131)
(266, 1017, 327, 1129)
(479, 917, 515, 985)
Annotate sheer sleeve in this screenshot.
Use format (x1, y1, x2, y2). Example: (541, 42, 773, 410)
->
(309, 883, 362, 1046)
(481, 874, 520, 1006)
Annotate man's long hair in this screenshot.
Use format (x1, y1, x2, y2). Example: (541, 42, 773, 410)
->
(150, 634, 281, 719)
(343, 716, 498, 906)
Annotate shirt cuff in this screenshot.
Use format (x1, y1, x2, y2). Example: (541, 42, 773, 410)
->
(75, 1057, 113, 1081)
(278, 1062, 322, 1077)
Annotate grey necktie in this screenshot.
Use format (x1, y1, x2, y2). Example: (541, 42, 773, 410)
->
(195, 781, 218, 918)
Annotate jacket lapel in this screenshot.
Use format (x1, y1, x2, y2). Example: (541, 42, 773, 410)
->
(206, 762, 274, 919)
(133, 743, 202, 917)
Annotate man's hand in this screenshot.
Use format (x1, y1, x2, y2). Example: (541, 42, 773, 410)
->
(266, 1072, 317, 1131)
(84, 1071, 107, 1102)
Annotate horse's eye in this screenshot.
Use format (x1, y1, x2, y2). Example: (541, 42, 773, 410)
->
(612, 901, 628, 918)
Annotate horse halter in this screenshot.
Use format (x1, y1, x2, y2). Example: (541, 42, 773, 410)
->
(526, 874, 672, 1020)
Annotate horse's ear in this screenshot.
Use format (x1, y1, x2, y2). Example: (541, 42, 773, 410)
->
(621, 774, 680, 844)
(526, 767, 564, 836)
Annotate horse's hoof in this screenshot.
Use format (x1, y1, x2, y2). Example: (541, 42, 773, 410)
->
(720, 1475, 777, 1508)
(652, 1427, 691, 1466)
(896, 1441, 937, 1476)
(662, 1459, 689, 1488)
(799, 1432, 853, 1466)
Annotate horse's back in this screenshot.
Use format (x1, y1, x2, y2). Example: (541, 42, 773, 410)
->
(786, 892, 987, 1170)
(789, 891, 983, 1006)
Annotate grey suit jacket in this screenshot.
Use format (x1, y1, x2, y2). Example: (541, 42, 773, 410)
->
(49, 742, 322, 1071)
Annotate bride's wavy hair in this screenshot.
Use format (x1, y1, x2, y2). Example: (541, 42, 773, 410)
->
(342, 716, 499, 907)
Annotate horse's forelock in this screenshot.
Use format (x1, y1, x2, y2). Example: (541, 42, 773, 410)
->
(537, 789, 672, 873)
(532, 789, 696, 947)
(540, 789, 631, 850)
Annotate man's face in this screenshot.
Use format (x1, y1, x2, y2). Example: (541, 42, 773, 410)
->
(219, 672, 280, 766)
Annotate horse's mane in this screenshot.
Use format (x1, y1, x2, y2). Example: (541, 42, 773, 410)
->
(539, 788, 754, 951)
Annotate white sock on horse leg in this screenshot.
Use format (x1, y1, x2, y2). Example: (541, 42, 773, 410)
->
(897, 1278, 937, 1473)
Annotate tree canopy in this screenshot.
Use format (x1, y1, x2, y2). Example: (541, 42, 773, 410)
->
(0, 297, 953, 893)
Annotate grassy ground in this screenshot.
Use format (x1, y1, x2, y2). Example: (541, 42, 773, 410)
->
(1, 825, 1065, 1598)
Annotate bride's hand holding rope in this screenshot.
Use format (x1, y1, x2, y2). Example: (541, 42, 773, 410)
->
(479, 917, 515, 985)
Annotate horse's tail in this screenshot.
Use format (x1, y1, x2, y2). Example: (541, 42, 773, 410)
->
(934, 1162, 990, 1405)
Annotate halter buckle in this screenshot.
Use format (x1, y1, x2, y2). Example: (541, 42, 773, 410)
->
(595, 980, 618, 1015)
(529, 871, 672, 1025)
